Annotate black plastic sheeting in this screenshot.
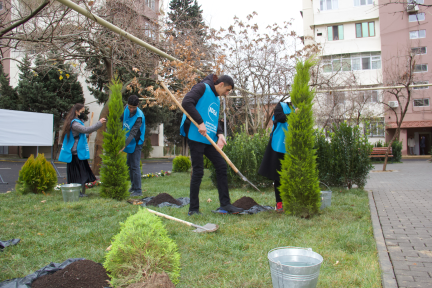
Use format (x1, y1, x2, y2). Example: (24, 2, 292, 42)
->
(239, 205, 274, 214)
(0, 258, 85, 288)
(0, 239, 20, 251)
(140, 197, 190, 208)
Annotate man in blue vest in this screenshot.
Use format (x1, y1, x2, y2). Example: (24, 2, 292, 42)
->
(180, 74, 244, 215)
(120, 95, 146, 197)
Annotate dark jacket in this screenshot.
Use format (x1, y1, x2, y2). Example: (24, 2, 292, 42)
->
(182, 74, 223, 136)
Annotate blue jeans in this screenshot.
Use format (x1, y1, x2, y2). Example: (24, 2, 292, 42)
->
(127, 144, 142, 193)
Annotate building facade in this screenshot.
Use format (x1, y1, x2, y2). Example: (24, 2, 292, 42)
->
(302, 0, 385, 144)
(380, 0, 432, 155)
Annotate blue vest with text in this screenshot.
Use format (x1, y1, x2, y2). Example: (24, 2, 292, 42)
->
(180, 83, 220, 145)
(123, 106, 146, 154)
(271, 102, 292, 153)
(58, 119, 90, 163)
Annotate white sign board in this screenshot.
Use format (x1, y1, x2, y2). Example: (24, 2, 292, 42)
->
(0, 109, 54, 146)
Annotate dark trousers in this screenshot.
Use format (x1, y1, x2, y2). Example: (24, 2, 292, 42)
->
(274, 173, 282, 203)
(188, 139, 231, 211)
(127, 144, 142, 193)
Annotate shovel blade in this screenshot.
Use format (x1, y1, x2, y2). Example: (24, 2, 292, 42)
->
(192, 223, 219, 233)
(237, 171, 261, 192)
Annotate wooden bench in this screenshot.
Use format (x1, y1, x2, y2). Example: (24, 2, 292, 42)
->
(369, 147, 393, 163)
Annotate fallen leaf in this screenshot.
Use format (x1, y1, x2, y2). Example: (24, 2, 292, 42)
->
(207, 198, 212, 203)
(334, 261, 339, 265)
(41, 200, 46, 203)
(37, 233, 43, 236)
(106, 245, 112, 251)
(6, 191, 11, 193)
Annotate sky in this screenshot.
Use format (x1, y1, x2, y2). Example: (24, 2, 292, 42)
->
(199, 1, 304, 36)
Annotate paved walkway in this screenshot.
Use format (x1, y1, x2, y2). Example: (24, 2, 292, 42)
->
(366, 159, 432, 288)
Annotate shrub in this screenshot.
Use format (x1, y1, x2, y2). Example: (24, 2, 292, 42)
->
(100, 79, 130, 200)
(104, 208, 181, 287)
(315, 123, 373, 189)
(15, 154, 57, 194)
(142, 138, 153, 159)
(374, 140, 384, 147)
(208, 128, 273, 188)
(387, 140, 402, 162)
(279, 59, 321, 218)
(203, 155, 212, 169)
(172, 155, 191, 172)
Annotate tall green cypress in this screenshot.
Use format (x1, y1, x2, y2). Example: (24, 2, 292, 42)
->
(279, 58, 321, 218)
(100, 79, 129, 200)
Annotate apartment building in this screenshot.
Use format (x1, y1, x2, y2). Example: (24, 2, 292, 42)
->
(380, 0, 432, 155)
(302, 0, 385, 144)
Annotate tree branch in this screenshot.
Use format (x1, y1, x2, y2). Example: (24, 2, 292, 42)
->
(0, 0, 51, 38)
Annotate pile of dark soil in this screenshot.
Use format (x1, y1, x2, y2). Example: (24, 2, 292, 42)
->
(126, 272, 175, 288)
(31, 260, 110, 288)
(232, 196, 259, 210)
(146, 193, 181, 207)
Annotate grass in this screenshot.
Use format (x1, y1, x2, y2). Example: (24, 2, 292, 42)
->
(0, 170, 381, 287)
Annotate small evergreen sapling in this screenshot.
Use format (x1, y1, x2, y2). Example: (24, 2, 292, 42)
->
(104, 208, 181, 287)
(279, 59, 321, 218)
(16, 154, 57, 194)
(100, 79, 130, 200)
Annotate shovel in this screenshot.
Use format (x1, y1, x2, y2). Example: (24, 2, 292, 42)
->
(159, 81, 261, 192)
(147, 208, 219, 233)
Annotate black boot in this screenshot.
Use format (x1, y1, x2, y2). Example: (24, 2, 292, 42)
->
(79, 186, 88, 197)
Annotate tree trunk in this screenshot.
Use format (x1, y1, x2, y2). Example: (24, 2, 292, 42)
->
(92, 57, 113, 175)
(52, 131, 59, 160)
(383, 127, 400, 171)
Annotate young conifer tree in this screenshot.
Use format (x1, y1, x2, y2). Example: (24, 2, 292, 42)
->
(100, 79, 130, 200)
(279, 58, 321, 218)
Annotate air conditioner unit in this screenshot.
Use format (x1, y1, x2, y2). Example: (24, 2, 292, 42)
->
(389, 101, 399, 108)
(407, 4, 419, 13)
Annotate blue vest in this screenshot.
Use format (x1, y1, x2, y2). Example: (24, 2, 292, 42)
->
(123, 106, 146, 153)
(58, 119, 90, 163)
(180, 83, 220, 145)
(271, 102, 292, 153)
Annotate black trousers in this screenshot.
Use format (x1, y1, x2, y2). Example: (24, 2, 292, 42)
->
(188, 139, 231, 211)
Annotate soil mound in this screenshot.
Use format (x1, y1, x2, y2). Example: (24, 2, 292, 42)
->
(126, 272, 175, 288)
(232, 196, 259, 210)
(146, 193, 181, 206)
(31, 260, 109, 288)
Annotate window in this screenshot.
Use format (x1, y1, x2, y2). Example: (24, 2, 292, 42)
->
(362, 90, 379, 103)
(412, 47, 427, 54)
(413, 98, 430, 106)
(354, 0, 373, 6)
(414, 64, 428, 72)
(328, 25, 344, 41)
(410, 30, 426, 39)
(356, 22, 375, 37)
(368, 118, 385, 137)
(323, 52, 381, 73)
(413, 81, 429, 89)
(317, 32, 322, 36)
(320, 0, 338, 10)
(145, 0, 155, 10)
(408, 0, 424, 4)
(409, 13, 425, 22)
(0, 1, 3, 10)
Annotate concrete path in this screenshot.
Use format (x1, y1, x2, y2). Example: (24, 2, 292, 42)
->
(366, 159, 432, 288)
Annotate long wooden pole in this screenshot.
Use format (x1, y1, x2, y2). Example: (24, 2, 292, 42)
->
(87, 112, 94, 144)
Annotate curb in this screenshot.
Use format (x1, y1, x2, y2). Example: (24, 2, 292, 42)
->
(368, 191, 398, 288)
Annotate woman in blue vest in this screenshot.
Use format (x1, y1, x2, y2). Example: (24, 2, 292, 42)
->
(258, 101, 296, 212)
(59, 103, 106, 197)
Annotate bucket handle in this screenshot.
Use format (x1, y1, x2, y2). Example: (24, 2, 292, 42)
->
(319, 181, 332, 192)
(270, 246, 313, 271)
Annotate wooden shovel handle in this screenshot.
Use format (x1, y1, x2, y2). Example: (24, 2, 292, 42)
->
(159, 81, 239, 173)
(147, 208, 195, 227)
(87, 112, 94, 144)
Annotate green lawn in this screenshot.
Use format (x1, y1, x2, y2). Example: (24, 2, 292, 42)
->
(0, 170, 381, 287)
